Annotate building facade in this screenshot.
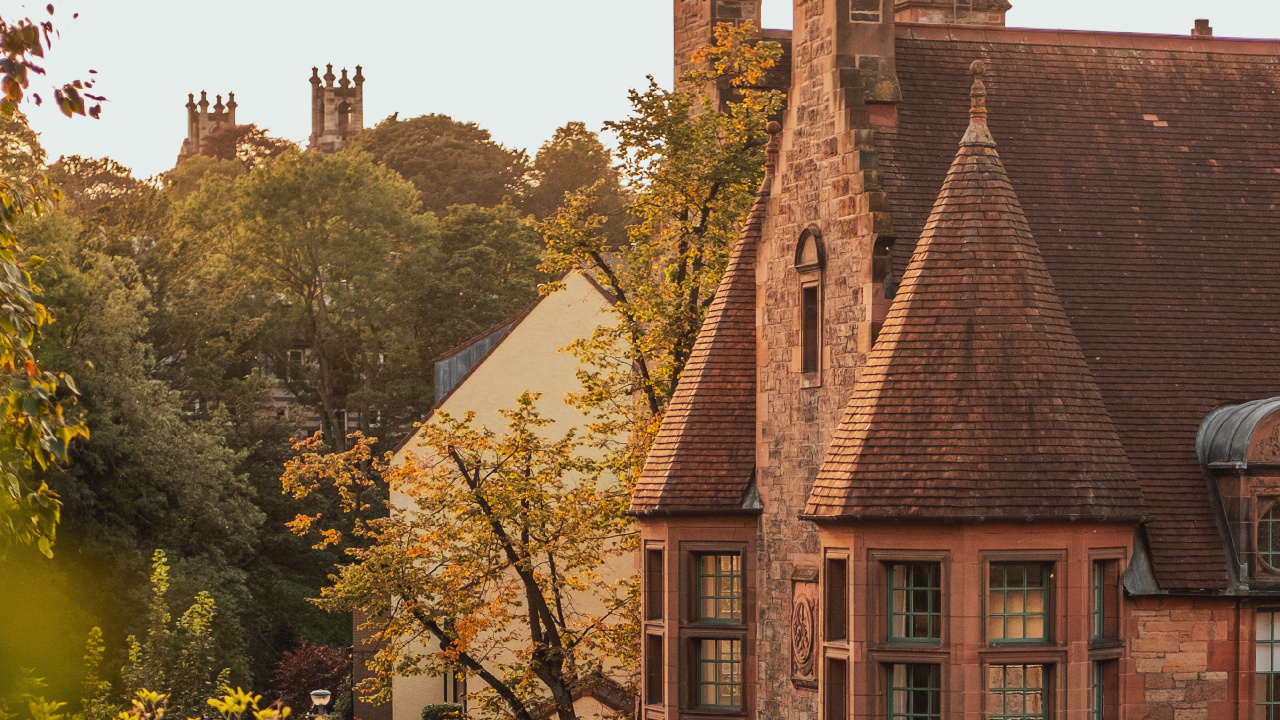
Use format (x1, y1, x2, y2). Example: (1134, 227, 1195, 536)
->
(633, 1, 1280, 719)
(178, 89, 236, 161)
(309, 63, 365, 153)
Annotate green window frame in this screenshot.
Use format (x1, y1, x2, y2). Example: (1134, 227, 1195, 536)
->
(1259, 611, 1280, 720)
(1091, 661, 1117, 720)
(697, 554, 742, 622)
(888, 664, 940, 720)
(987, 664, 1047, 720)
(988, 563, 1050, 643)
(697, 639, 742, 709)
(1261, 504, 1280, 573)
(1092, 561, 1105, 640)
(888, 563, 942, 643)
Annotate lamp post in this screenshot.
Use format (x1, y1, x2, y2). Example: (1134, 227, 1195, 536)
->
(308, 690, 332, 719)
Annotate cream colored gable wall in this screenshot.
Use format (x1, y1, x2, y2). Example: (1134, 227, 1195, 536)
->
(393, 272, 614, 469)
(389, 273, 625, 720)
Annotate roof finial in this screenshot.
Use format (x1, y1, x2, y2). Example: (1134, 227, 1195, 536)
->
(961, 60, 996, 148)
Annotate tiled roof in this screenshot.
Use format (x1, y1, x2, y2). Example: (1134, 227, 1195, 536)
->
(874, 26, 1280, 590)
(807, 63, 1143, 526)
(629, 125, 781, 515)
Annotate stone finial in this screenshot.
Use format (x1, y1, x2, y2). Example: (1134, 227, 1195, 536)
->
(198, 90, 209, 111)
(186, 92, 197, 110)
(324, 63, 336, 87)
(226, 92, 237, 110)
(339, 68, 350, 88)
(310, 66, 321, 85)
(1192, 18, 1213, 39)
(961, 60, 996, 148)
(353, 65, 364, 86)
(214, 94, 224, 113)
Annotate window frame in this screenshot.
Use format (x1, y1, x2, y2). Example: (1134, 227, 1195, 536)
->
(1261, 501, 1280, 574)
(986, 562, 1053, 646)
(824, 554, 849, 643)
(868, 550, 951, 649)
(886, 663, 941, 720)
(794, 225, 825, 385)
(694, 552, 744, 624)
(694, 637, 744, 711)
(986, 663, 1051, 720)
(886, 561, 943, 645)
(1259, 609, 1280, 720)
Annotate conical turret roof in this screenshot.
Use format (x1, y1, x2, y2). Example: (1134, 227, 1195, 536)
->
(629, 124, 781, 515)
(806, 62, 1143, 522)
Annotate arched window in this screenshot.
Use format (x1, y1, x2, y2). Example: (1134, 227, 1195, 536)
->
(337, 101, 352, 136)
(1261, 503, 1280, 573)
(794, 226, 825, 377)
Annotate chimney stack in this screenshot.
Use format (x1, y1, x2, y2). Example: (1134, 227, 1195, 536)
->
(895, 0, 1011, 27)
(1192, 18, 1213, 39)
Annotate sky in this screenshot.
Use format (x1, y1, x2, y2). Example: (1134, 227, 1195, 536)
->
(3, 0, 1279, 178)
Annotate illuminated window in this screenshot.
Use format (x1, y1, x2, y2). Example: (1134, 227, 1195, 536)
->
(697, 639, 742, 709)
(988, 564, 1049, 643)
(697, 554, 742, 622)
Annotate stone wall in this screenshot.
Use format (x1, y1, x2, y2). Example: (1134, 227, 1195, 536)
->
(1127, 597, 1248, 720)
(753, 0, 900, 718)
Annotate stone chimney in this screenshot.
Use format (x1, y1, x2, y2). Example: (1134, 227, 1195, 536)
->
(1192, 18, 1213, 39)
(895, 0, 1011, 27)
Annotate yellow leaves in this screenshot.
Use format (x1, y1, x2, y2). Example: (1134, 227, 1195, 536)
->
(286, 513, 318, 535)
(205, 688, 290, 720)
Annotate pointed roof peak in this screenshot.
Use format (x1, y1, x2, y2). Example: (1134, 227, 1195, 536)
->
(629, 121, 782, 515)
(805, 70, 1142, 523)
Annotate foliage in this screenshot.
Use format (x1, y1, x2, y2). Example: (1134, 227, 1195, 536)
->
(523, 123, 627, 241)
(0, 6, 95, 557)
(270, 643, 348, 715)
(283, 394, 638, 720)
(419, 705, 460, 720)
(540, 22, 783, 478)
(348, 114, 528, 215)
(115, 688, 289, 720)
(184, 125, 296, 169)
(79, 627, 114, 720)
(120, 551, 231, 720)
(0, 672, 67, 720)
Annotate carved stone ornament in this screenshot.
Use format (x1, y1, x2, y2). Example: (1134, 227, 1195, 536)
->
(791, 580, 818, 685)
(1256, 422, 1280, 463)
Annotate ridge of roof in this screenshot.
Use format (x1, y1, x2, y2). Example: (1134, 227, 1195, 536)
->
(629, 123, 782, 516)
(898, 22, 1280, 55)
(805, 62, 1144, 523)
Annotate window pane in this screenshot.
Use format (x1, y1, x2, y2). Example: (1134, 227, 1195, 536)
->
(697, 639, 742, 709)
(988, 563, 1050, 643)
(697, 553, 742, 622)
(1259, 611, 1280, 719)
(888, 664, 939, 720)
(888, 562, 942, 642)
(1261, 505, 1280, 573)
(989, 665, 1048, 720)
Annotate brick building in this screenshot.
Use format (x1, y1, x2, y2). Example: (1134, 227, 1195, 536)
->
(633, 2, 1280, 719)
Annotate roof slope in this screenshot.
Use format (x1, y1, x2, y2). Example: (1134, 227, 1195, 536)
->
(877, 26, 1280, 590)
(629, 124, 781, 514)
(807, 62, 1142, 524)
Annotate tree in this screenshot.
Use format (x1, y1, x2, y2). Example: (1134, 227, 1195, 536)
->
(227, 148, 428, 451)
(347, 114, 528, 215)
(0, 6, 96, 556)
(186, 124, 297, 169)
(282, 394, 637, 720)
(270, 642, 349, 715)
(121, 551, 230, 720)
(540, 22, 783, 476)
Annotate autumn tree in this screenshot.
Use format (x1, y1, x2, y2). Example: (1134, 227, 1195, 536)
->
(523, 123, 627, 240)
(540, 22, 783, 476)
(283, 394, 637, 720)
(348, 114, 528, 215)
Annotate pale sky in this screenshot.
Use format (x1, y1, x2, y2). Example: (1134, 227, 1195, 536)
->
(4, 0, 1279, 178)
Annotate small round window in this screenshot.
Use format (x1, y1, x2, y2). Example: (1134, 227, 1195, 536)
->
(1261, 503, 1280, 573)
